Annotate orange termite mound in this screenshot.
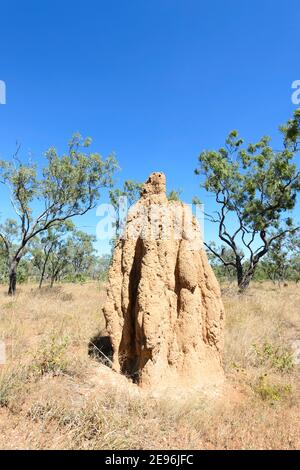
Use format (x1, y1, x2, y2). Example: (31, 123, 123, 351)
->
(103, 172, 225, 388)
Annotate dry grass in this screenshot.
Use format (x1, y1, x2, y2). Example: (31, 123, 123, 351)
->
(0, 281, 299, 449)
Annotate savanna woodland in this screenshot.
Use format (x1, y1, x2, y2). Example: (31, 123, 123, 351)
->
(1, 1, 300, 452)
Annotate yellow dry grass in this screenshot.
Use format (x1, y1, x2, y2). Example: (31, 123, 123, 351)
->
(0, 281, 299, 449)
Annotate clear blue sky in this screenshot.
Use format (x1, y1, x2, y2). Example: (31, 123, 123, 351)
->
(0, 0, 299, 253)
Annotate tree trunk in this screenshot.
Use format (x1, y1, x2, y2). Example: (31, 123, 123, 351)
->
(236, 259, 245, 290)
(237, 265, 257, 293)
(238, 273, 252, 292)
(50, 270, 59, 287)
(39, 253, 50, 289)
(8, 259, 19, 296)
(39, 274, 44, 289)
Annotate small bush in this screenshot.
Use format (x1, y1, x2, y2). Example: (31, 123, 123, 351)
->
(2, 301, 14, 310)
(252, 342, 294, 373)
(253, 374, 292, 402)
(0, 366, 29, 408)
(32, 334, 70, 376)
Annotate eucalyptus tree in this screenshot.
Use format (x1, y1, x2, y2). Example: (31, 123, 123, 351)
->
(287, 231, 300, 282)
(0, 134, 117, 294)
(46, 236, 72, 287)
(64, 230, 96, 281)
(0, 234, 8, 282)
(95, 253, 112, 281)
(195, 110, 300, 291)
(261, 237, 290, 285)
(167, 188, 182, 201)
(31, 221, 74, 288)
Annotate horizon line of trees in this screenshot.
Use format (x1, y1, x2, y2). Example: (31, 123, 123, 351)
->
(0, 221, 111, 288)
(1, 109, 300, 294)
(208, 233, 300, 286)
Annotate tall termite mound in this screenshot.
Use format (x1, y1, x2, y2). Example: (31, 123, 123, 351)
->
(103, 172, 225, 387)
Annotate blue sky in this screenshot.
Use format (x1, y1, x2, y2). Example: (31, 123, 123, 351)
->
(0, 0, 299, 254)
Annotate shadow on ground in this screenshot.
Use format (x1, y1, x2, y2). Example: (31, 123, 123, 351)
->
(88, 334, 113, 368)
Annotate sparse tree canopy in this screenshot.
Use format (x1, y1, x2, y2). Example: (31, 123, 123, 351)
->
(65, 229, 96, 280)
(0, 134, 118, 294)
(167, 188, 182, 201)
(261, 236, 290, 285)
(195, 110, 300, 291)
(31, 221, 74, 288)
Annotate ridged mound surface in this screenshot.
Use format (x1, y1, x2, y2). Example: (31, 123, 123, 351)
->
(103, 172, 225, 387)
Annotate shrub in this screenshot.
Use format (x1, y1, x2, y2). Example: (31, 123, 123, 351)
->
(0, 366, 29, 408)
(253, 374, 292, 402)
(31, 334, 70, 376)
(252, 342, 294, 373)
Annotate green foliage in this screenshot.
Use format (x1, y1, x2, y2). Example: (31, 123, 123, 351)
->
(280, 108, 300, 150)
(196, 131, 299, 231)
(29, 223, 108, 286)
(16, 259, 31, 284)
(0, 371, 19, 407)
(195, 113, 300, 291)
(66, 230, 96, 280)
(42, 134, 118, 222)
(253, 342, 294, 373)
(0, 366, 30, 408)
(96, 254, 111, 281)
(261, 237, 290, 284)
(207, 244, 241, 282)
(109, 179, 142, 209)
(0, 243, 7, 282)
(0, 222, 111, 286)
(32, 334, 70, 376)
(253, 374, 292, 402)
(31, 222, 74, 287)
(167, 188, 182, 201)
(0, 134, 118, 293)
(0, 135, 118, 230)
(258, 231, 300, 283)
